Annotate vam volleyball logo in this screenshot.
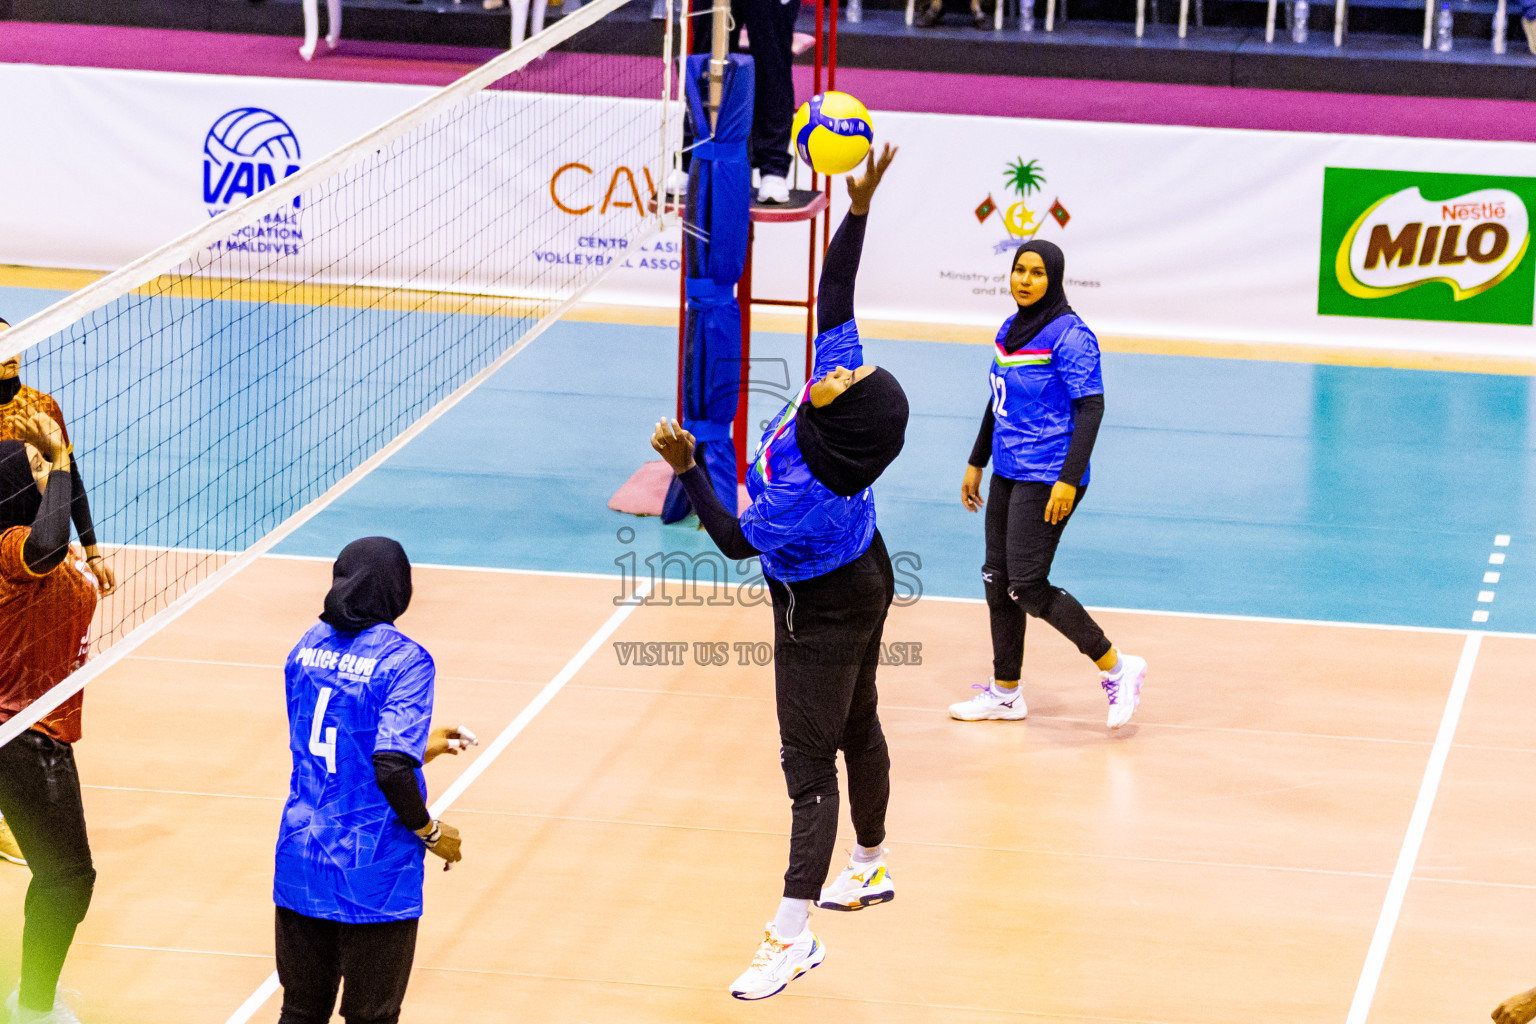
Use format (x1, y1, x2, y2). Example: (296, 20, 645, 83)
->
(203, 107, 302, 217)
(1319, 167, 1536, 326)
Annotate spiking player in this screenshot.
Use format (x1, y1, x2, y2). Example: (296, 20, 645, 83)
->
(273, 537, 475, 1024)
(653, 146, 908, 1000)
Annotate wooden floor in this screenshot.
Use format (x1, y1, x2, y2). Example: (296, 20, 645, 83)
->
(0, 556, 1529, 1024)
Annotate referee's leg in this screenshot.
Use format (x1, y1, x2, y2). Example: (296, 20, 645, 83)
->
(275, 907, 343, 1024)
(336, 917, 418, 1024)
(742, 0, 798, 181)
(0, 731, 96, 1015)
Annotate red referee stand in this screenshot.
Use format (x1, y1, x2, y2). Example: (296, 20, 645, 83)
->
(675, 0, 842, 487)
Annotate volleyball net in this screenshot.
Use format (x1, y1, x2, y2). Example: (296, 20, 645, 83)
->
(0, 0, 684, 748)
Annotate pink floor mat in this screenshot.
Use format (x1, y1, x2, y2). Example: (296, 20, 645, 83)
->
(609, 460, 751, 517)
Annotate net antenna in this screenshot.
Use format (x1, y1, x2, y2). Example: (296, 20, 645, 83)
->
(0, 0, 684, 751)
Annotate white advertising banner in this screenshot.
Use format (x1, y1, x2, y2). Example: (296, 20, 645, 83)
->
(0, 65, 425, 270)
(4, 62, 1536, 356)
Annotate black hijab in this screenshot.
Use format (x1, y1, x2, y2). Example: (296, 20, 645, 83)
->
(0, 441, 40, 532)
(796, 366, 909, 497)
(320, 537, 413, 634)
(1001, 240, 1074, 353)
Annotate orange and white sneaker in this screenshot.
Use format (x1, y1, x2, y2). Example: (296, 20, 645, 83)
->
(728, 922, 825, 1000)
(816, 854, 895, 911)
(0, 818, 25, 866)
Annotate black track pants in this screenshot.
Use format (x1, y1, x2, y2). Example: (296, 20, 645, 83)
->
(275, 907, 419, 1024)
(0, 730, 95, 1015)
(769, 532, 894, 901)
(984, 475, 1113, 681)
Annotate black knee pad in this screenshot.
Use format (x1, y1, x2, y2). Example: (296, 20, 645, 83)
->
(1008, 580, 1059, 619)
(780, 744, 838, 804)
(981, 565, 1012, 610)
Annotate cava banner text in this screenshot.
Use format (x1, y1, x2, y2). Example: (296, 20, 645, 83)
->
(3, 64, 1536, 357)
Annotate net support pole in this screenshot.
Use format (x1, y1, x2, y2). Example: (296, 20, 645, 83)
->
(708, 0, 730, 129)
(736, 222, 755, 486)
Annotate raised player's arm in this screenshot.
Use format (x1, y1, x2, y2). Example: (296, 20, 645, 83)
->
(813, 217, 866, 374)
(810, 145, 896, 379)
(5, 414, 75, 577)
(38, 395, 113, 596)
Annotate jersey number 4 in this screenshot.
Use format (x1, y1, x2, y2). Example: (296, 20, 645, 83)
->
(309, 687, 338, 774)
(990, 375, 1008, 418)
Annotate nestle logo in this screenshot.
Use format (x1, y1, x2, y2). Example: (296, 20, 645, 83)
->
(1442, 202, 1507, 222)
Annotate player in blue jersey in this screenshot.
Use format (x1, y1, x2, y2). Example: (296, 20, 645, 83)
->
(273, 537, 475, 1024)
(652, 145, 908, 1002)
(949, 240, 1147, 730)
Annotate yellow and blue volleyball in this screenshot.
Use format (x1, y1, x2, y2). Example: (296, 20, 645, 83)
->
(792, 92, 874, 176)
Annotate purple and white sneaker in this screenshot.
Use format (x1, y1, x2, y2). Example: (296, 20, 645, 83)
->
(1102, 654, 1147, 729)
(949, 683, 1028, 721)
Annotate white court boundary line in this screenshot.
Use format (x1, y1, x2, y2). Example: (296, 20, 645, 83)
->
(221, 576, 652, 1024)
(1344, 629, 1482, 1024)
(258, 553, 1536, 641)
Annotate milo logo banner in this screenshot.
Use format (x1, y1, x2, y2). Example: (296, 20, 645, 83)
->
(1319, 167, 1536, 326)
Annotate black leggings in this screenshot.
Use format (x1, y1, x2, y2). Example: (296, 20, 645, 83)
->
(276, 907, 419, 1024)
(769, 531, 894, 901)
(0, 730, 96, 1014)
(984, 475, 1113, 680)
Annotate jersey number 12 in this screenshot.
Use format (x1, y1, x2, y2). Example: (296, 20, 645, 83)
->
(990, 375, 1008, 418)
(309, 687, 337, 774)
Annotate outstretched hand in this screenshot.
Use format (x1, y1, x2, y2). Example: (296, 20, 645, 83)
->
(846, 143, 898, 216)
(651, 418, 697, 474)
(14, 412, 65, 465)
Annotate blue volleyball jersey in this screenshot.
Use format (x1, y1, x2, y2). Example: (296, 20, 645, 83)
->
(742, 318, 877, 583)
(989, 312, 1104, 485)
(274, 621, 434, 924)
